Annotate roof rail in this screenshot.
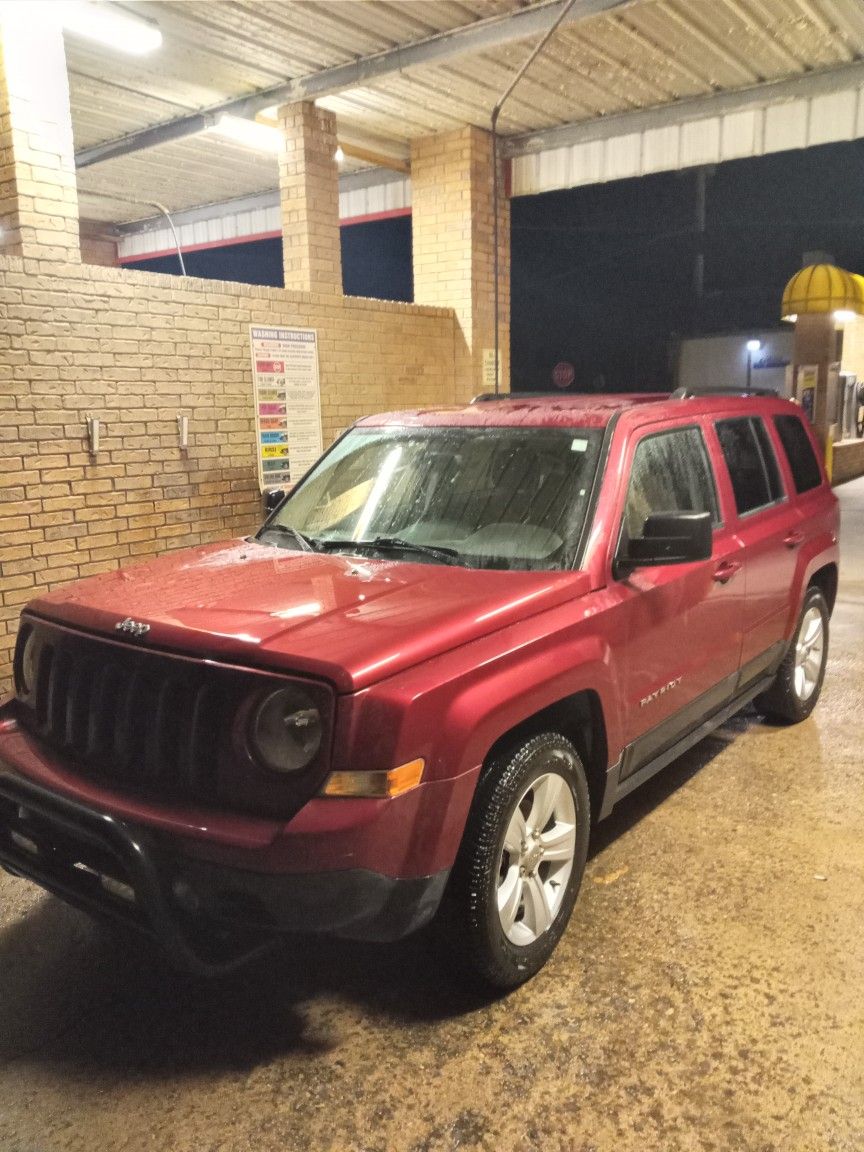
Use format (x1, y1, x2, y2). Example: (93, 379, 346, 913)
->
(470, 391, 574, 403)
(671, 387, 780, 400)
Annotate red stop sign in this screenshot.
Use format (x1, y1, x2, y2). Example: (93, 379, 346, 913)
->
(552, 361, 575, 390)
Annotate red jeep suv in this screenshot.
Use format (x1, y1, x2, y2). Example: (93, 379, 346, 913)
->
(0, 391, 839, 988)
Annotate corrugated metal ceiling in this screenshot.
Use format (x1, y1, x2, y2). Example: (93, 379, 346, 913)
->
(71, 0, 864, 223)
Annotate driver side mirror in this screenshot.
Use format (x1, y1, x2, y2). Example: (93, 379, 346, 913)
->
(617, 511, 712, 575)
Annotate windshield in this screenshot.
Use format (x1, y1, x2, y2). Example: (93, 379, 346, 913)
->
(259, 425, 603, 571)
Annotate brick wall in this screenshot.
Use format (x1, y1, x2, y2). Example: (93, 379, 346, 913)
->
(79, 221, 119, 268)
(832, 439, 864, 485)
(0, 254, 456, 685)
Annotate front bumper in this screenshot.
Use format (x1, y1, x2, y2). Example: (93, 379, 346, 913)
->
(0, 769, 449, 975)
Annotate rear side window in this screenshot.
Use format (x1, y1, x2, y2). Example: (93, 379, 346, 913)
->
(773, 415, 823, 493)
(716, 417, 784, 516)
(623, 426, 719, 539)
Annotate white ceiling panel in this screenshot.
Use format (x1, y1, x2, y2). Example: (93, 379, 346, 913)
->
(67, 0, 864, 224)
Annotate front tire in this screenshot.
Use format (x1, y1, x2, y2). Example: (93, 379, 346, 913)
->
(755, 586, 829, 724)
(439, 732, 590, 990)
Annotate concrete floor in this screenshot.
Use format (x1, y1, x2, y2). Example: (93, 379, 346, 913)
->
(1, 479, 862, 1152)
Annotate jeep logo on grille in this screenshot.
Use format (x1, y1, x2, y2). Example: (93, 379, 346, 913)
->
(115, 618, 150, 638)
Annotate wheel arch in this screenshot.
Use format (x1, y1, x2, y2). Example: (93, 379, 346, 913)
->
(480, 689, 609, 825)
(807, 561, 838, 615)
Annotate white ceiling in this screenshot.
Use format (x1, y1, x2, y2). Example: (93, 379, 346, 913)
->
(69, 0, 864, 223)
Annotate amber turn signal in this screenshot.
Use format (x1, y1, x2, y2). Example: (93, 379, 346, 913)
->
(321, 759, 425, 798)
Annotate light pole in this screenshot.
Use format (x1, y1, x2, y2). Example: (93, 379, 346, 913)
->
(746, 339, 761, 394)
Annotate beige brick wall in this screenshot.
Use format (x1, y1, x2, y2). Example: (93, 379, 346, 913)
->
(79, 221, 119, 268)
(0, 255, 456, 685)
(832, 439, 864, 485)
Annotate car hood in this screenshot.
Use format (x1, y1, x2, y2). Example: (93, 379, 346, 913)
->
(29, 540, 591, 692)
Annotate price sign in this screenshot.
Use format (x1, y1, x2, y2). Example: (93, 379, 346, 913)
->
(250, 326, 323, 491)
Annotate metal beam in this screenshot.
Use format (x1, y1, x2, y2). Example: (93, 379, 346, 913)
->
(502, 60, 864, 158)
(75, 0, 630, 169)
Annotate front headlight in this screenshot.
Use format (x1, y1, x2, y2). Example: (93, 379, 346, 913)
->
(248, 686, 322, 774)
(15, 625, 37, 698)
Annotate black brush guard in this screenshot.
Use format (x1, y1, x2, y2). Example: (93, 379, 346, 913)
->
(0, 769, 272, 975)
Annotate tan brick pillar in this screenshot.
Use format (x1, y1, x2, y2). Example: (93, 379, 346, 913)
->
(277, 101, 342, 295)
(411, 126, 510, 402)
(0, 12, 80, 263)
(793, 314, 841, 441)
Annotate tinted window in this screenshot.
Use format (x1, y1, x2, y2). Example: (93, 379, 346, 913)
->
(774, 415, 823, 493)
(751, 418, 784, 501)
(716, 417, 784, 516)
(623, 427, 719, 540)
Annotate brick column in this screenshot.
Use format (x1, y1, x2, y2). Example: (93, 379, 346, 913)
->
(793, 314, 841, 441)
(277, 101, 342, 295)
(411, 126, 510, 401)
(0, 13, 80, 263)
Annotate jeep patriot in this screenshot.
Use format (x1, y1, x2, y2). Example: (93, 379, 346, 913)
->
(0, 391, 839, 987)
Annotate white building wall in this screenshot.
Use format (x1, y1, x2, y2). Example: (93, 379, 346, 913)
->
(677, 331, 794, 396)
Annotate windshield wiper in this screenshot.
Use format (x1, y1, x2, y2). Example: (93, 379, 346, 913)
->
(256, 523, 318, 552)
(317, 536, 464, 565)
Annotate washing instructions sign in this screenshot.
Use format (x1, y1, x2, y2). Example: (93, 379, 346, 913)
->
(250, 325, 323, 492)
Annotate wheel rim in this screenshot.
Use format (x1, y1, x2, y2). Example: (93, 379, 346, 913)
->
(496, 770, 577, 946)
(794, 605, 824, 702)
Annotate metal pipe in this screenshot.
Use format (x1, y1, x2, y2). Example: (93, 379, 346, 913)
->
(149, 201, 187, 276)
(491, 0, 581, 393)
(78, 190, 186, 275)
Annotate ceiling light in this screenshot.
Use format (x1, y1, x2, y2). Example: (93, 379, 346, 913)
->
(60, 1, 162, 55)
(746, 339, 761, 353)
(782, 313, 797, 323)
(833, 309, 857, 323)
(334, 146, 345, 164)
(209, 114, 283, 152)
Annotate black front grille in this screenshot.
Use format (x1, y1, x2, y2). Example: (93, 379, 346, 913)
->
(12, 618, 334, 817)
(15, 620, 243, 805)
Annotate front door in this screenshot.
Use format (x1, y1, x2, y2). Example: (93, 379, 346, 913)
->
(607, 422, 745, 776)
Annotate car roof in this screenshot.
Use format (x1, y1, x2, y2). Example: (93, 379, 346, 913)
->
(355, 391, 803, 431)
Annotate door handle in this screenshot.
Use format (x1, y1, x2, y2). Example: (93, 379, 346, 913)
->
(784, 530, 805, 548)
(713, 559, 742, 583)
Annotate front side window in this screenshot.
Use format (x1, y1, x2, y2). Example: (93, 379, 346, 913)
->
(260, 426, 603, 571)
(716, 417, 784, 516)
(622, 426, 719, 541)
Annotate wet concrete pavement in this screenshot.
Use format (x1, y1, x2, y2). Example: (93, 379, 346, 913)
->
(1, 479, 862, 1152)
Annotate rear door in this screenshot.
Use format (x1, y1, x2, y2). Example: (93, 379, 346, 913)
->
(712, 415, 797, 679)
(606, 420, 745, 774)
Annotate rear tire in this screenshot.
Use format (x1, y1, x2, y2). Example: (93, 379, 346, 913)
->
(755, 586, 829, 724)
(438, 732, 590, 991)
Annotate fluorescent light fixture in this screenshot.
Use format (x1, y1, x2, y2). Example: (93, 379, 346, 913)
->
(334, 146, 345, 164)
(782, 313, 797, 323)
(61, 1, 162, 55)
(209, 114, 283, 152)
(834, 309, 857, 323)
(746, 339, 761, 352)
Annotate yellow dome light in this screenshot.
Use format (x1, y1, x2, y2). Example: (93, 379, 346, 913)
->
(781, 264, 862, 323)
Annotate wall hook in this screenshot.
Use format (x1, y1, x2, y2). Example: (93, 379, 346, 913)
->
(85, 416, 100, 455)
(177, 413, 189, 449)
